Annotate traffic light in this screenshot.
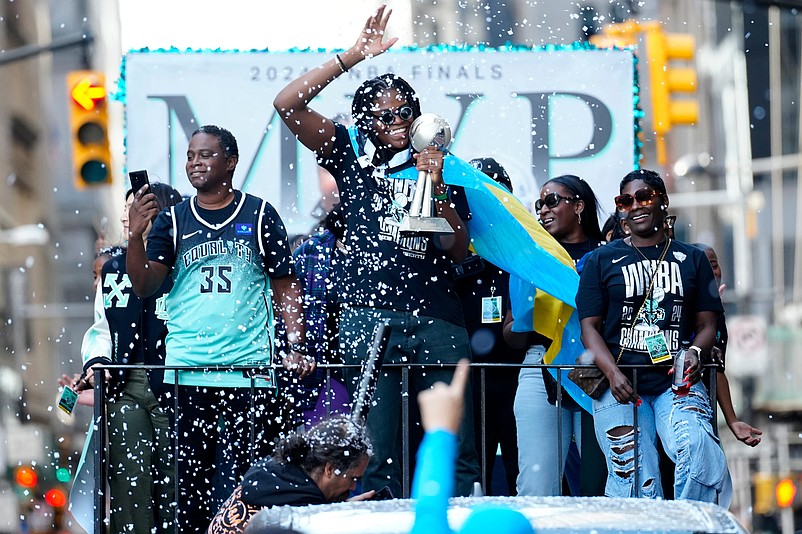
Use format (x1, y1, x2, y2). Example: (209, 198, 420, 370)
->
(589, 20, 640, 48)
(54, 467, 71, 483)
(67, 70, 113, 188)
(644, 25, 699, 165)
(776, 478, 798, 509)
(14, 466, 38, 489)
(754, 473, 776, 515)
(44, 488, 67, 508)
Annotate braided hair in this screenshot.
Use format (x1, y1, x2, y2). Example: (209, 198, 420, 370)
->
(351, 74, 422, 143)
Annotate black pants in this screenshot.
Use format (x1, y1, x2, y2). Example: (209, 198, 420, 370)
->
(173, 386, 289, 533)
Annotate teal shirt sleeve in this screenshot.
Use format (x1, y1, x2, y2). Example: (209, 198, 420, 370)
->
(410, 429, 457, 534)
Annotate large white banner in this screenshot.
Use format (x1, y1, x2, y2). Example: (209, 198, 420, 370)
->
(123, 48, 636, 235)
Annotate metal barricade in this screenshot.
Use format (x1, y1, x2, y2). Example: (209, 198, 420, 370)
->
(89, 361, 717, 529)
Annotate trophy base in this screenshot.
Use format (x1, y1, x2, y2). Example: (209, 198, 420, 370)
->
(399, 216, 455, 234)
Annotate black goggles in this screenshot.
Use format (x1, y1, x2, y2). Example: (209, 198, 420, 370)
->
(373, 105, 414, 126)
(534, 192, 576, 213)
(614, 187, 661, 212)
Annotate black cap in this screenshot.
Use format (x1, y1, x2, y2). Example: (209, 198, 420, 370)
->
(469, 157, 513, 193)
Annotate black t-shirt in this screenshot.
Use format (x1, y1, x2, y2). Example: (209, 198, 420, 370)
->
(319, 123, 470, 327)
(577, 238, 723, 395)
(561, 239, 605, 267)
(453, 256, 526, 363)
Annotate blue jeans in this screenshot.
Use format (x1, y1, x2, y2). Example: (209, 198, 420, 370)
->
(340, 307, 480, 498)
(592, 382, 727, 501)
(514, 346, 581, 496)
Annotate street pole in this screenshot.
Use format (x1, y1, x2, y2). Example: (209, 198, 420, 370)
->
(776, 424, 794, 534)
(0, 32, 93, 67)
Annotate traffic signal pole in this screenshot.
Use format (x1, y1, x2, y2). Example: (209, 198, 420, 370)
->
(0, 32, 92, 67)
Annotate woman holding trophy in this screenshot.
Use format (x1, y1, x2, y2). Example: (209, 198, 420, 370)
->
(274, 5, 479, 498)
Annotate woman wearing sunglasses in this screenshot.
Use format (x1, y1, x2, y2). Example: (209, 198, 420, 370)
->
(577, 169, 727, 502)
(504, 174, 605, 496)
(273, 6, 479, 498)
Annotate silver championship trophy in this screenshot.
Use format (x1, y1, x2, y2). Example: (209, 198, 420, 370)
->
(399, 113, 455, 234)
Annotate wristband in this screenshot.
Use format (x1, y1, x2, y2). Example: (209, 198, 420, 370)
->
(288, 342, 309, 355)
(434, 190, 449, 201)
(689, 345, 702, 356)
(335, 54, 348, 74)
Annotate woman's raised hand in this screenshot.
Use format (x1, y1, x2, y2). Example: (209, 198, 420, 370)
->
(354, 5, 398, 59)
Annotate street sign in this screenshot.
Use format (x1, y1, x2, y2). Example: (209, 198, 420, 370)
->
(725, 314, 768, 378)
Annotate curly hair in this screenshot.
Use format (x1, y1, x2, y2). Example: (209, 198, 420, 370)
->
(273, 416, 372, 475)
(351, 74, 422, 140)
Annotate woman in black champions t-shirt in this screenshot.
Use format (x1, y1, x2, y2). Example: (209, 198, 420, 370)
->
(577, 169, 727, 502)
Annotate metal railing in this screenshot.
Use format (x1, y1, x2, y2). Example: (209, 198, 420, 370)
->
(89, 361, 718, 531)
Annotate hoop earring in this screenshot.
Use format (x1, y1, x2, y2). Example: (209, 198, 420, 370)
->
(577, 211, 582, 225)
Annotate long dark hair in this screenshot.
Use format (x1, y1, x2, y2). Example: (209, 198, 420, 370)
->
(543, 174, 604, 241)
(273, 416, 371, 475)
(351, 74, 422, 141)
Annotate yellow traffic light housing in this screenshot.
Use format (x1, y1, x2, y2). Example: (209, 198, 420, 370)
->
(590, 20, 640, 48)
(645, 26, 699, 165)
(67, 71, 112, 188)
(753, 473, 776, 515)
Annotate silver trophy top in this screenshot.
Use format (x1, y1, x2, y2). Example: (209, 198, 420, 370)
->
(409, 113, 452, 152)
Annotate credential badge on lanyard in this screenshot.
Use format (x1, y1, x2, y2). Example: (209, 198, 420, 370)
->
(481, 286, 502, 324)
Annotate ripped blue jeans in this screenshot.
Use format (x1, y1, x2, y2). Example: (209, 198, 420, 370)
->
(592, 382, 727, 502)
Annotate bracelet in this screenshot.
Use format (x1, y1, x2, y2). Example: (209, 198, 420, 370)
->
(288, 342, 309, 355)
(434, 190, 449, 201)
(335, 54, 348, 74)
(689, 345, 702, 356)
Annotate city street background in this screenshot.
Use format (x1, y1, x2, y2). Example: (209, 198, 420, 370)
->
(1, 0, 801, 532)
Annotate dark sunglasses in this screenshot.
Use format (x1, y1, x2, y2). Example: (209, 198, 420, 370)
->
(535, 192, 577, 213)
(373, 105, 414, 126)
(614, 187, 662, 212)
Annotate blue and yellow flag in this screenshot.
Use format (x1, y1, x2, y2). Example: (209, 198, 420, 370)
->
(442, 156, 592, 412)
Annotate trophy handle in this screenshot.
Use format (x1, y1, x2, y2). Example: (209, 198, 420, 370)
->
(421, 172, 433, 217)
(408, 170, 427, 217)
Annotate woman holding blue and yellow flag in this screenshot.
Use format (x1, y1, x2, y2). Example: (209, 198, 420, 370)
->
(504, 175, 605, 496)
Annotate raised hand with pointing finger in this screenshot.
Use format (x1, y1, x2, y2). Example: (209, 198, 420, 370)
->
(417, 359, 470, 435)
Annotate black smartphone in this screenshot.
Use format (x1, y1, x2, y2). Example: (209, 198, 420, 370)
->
(129, 170, 150, 193)
(369, 486, 394, 501)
